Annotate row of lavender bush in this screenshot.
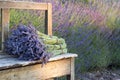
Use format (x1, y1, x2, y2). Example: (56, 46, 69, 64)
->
(8, 0, 120, 74)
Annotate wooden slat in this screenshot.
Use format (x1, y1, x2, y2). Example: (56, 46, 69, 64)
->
(0, 58, 71, 80)
(0, 53, 77, 70)
(1, 8, 10, 52)
(67, 58, 75, 80)
(0, 54, 11, 59)
(45, 3, 52, 35)
(0, 1, 48, 10)
(49, 53, 77, 61)
(47, 3, 52, 35)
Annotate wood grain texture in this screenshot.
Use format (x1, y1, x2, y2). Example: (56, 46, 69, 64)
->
(0, 58, 71, 80)
(0, 53, 77, 70)
(0, 1, 48, 10)
(1, 8, 10, 52)
(66, 58, 75, 80)
(45, 3, 52, 35)
(47, 3, 52, 35)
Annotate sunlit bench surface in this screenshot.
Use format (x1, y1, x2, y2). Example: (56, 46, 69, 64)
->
(0, 53, 77, 80)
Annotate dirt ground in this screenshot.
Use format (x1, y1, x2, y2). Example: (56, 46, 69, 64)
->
(76, 69, 120, 80)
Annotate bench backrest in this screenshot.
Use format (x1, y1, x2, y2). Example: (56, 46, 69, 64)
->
(0, 1, 52, 52)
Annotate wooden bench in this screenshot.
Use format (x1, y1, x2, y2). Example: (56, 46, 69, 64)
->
(0, 53, 77, 80)
(0, 1, 77, 80)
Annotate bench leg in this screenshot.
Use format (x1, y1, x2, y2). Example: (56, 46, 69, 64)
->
(47, 58, 75, 80)
(66, 58, 75, 80)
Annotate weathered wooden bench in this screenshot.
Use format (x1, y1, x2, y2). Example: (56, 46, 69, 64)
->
(0, 1, 77, 80)
(0, 53, 77, 80)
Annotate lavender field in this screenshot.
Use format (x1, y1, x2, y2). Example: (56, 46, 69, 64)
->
(1, 0, 120, 79)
